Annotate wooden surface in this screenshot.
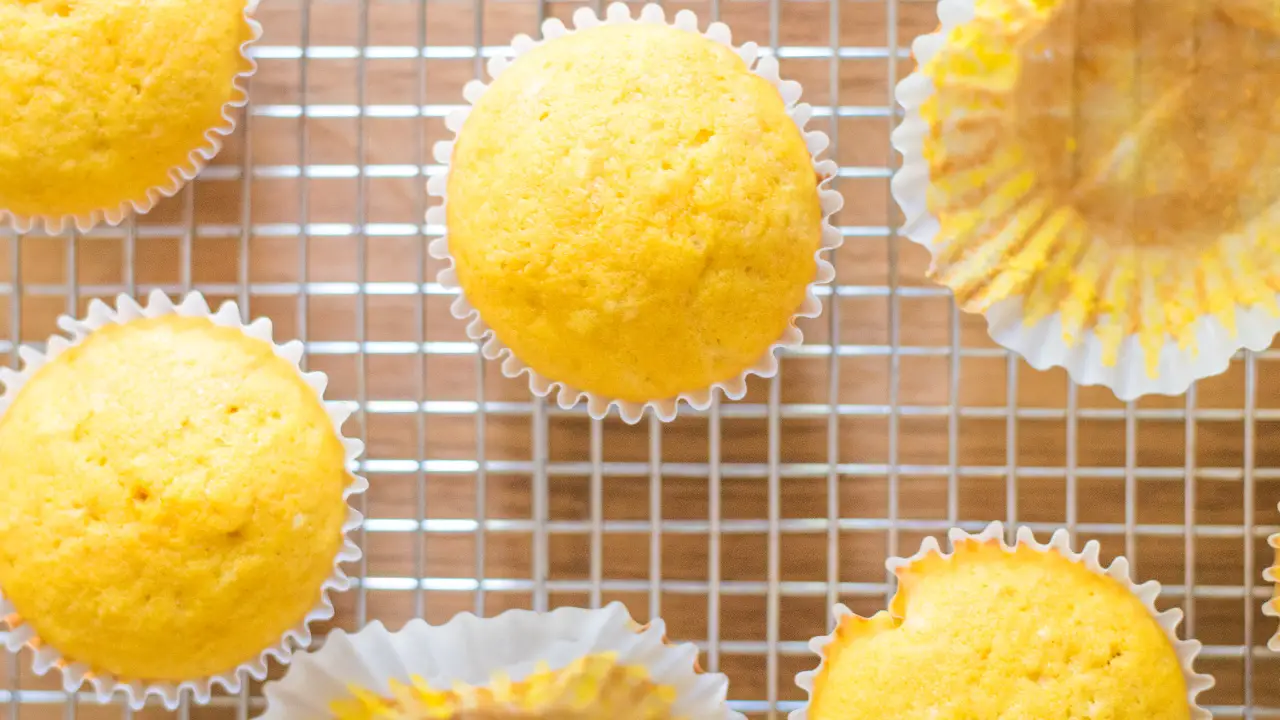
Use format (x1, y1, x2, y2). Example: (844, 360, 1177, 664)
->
(1, 0, 1279, 716)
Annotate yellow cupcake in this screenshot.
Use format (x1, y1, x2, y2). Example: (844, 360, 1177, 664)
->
(897, 0, 1280, 397)
(1266, 530, 1280, 651)
(333, 654, 678, 720)
(444, 21, 825, 404)
(802, 525, 1208, 719)
(0, 311, 352, 682)
(0, 0, 258, 227)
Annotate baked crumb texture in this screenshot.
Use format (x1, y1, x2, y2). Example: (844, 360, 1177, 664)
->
(920, 0, 1280, 374)
(807, 534, 1192, 719)
(0, 315, 350, 681)
(446, 23, 823, 402)
(0, 0, 254, 223)
(332, 654, 679, 720)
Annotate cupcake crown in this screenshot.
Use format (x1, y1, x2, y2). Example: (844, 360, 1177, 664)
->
(793, 522, 1214, 720)
(426, 2, 843, 423)
(0, 290, 367, 710)
(0, 1, 263, 233)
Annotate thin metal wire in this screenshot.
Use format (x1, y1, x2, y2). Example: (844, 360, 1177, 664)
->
(708, 0, 724, 678)
(588, 0, 609, 617)
(5, 1, 1278, 717)
(1125, 401, 1138, 567)
(767, 372, 783, 720)
(649, 415, 663, 618)
(471, 0, 489, 620)
(1184, 384, 1198, 637)
(825, 0, 842, 627)
(1065, 381, 1079, 540)
(413, 0, 430, 622)
(590, 418, 604, 609)
(1244, 353, 1258, 711)
(354, 0, 372, 631)
(121, 218, 138, 720)
(885, 0, 901, 574)
(177, 94, 198, 720)
(532, 396, 549, 612)
(238, 90, 254, 316)
(531, 0, 551, 618)
(947, 307, 960, 526)
(766, 5, 783, 713)
(1005, 355, 1018, 537)
(473, 359, 489, 617)
(63, 229, 77, 720)
(296, 0, 314, 374)
(180, 186, 194, 295)
(707, 395, 723, 674)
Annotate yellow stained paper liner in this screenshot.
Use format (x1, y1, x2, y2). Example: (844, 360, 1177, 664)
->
(260, 604, 740, 720)
(332, 654, 677, 720)
(897, 0, 1280, 396)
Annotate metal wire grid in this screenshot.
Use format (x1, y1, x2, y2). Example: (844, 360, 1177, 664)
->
(1, 0, 1279, 717)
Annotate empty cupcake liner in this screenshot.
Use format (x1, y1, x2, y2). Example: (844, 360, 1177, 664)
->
(793, 522, 1214, 720)
(260, 602, 744, 720)
(0, 0, 263, 234)
(427, 1, 843, 424)
(0, 289, 367, 710)
(892, 0, 1280, 401)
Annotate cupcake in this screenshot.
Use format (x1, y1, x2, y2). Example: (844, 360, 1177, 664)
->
(1264, 530, 1280, 650)
(0, 0, 261, 232)
(893, 0, 1280, 400)
(0, 291, 365, 708)
(429, 2, 842, 423)
(262, 603, 742, 720)
(794, 523, 1213, 719)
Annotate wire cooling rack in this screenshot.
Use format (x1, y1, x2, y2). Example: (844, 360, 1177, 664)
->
(2, 0, 1279, 717)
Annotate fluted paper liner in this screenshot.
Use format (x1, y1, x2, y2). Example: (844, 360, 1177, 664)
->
(330, 653, 680, 720)
(792, 522, 1213, 719)
(260, 602, 743, 720)
(892, 0, 1280, 401)
(0, 1, 263, 234)
(0, 290, 367, 710)
(426, 1, 843, 424)
(1263, 524, 1280, 650)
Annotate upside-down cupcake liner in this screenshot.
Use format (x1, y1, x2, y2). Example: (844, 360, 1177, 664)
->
(792, 522, 1214, 720)
(0, 290, 367, 710)
(426, 1, 843, 424)
(260, 602, 744, 720)
(0, 0, 263, 234)
(891, 0, 1280, 401)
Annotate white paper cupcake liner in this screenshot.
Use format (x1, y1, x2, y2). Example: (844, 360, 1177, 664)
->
(260, 602, 744, 720)
(0, 1, 263, 235)
(0, 289, 367, 710)
(792, 522, 1214, 720)
(426, 1, 843, 424)
(891, 0, 1280, 402)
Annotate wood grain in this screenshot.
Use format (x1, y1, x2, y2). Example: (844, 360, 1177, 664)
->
(1, 0, 1278, 716)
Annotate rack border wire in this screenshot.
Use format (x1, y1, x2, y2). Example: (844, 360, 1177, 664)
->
(1, 0, 1277, 717)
